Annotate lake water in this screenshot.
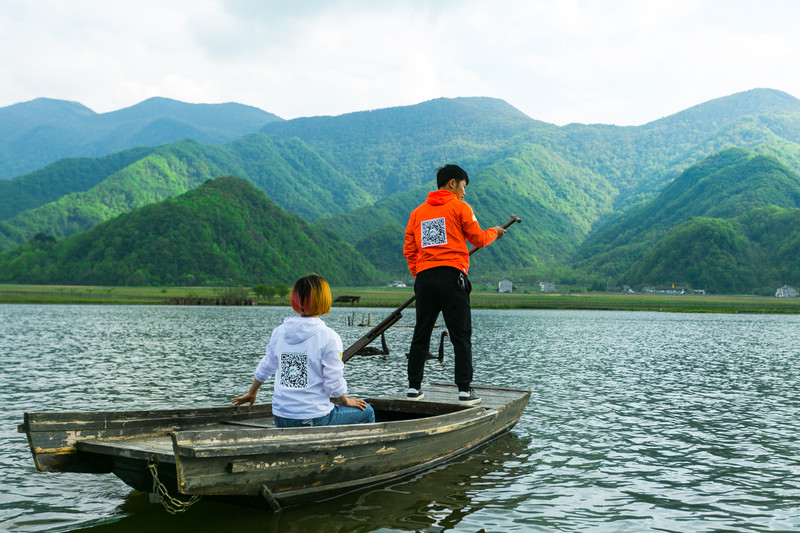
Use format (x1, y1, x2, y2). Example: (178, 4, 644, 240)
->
(1, 304, 799, 532)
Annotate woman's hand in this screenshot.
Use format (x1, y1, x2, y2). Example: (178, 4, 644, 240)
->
(232, 392, 257, 408)
(232, 379, 263, 409)
(338, 394, 368, 411)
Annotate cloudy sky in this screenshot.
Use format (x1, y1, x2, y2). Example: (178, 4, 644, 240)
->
(1, 0, 798, 126)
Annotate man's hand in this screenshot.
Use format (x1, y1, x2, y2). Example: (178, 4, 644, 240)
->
(494, 226, 507, 238)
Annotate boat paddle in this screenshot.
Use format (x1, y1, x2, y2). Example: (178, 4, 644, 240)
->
(342, 214, 521, 362)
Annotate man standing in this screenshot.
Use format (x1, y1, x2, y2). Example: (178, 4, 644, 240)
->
(403, 164, 506, 405)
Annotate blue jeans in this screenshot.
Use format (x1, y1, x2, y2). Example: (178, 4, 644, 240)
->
(274, 404, 375, 428)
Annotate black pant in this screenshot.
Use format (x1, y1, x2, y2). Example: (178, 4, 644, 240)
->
(407, 266, 473, 392)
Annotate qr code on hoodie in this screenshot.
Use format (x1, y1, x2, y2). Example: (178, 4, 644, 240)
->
(279, 353, 308, 389)
(421, 217, 447, 247)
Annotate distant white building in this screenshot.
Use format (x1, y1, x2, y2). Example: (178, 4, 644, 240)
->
(387, 280, 407, 288)
(539, 281, 556, 293)
(644, 286, 687, 295)
(776, 285, 797, 297)
(498, 278, 513, 293)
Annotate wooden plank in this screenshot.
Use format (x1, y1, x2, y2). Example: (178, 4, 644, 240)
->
(22, 404, 273, 432)
(387, 383, 527, 411)
(76, 436, 175, 463)
(221, 418, 275, 428)
(171, 407, 492, 458)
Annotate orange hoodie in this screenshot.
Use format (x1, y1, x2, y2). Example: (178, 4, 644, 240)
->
(404, 190, 498, 277)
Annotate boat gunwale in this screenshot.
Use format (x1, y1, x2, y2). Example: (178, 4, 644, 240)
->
(20, 403, 275, 433)
(21, 385, 530, 438)
(171, 405, 496, 459)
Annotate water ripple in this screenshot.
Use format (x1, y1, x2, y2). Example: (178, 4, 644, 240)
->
(1, 306, 799, 531)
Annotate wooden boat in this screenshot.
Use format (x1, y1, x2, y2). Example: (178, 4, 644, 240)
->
(20, 383, 529, 511)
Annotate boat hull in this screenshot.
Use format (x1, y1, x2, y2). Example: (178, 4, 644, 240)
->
(21, 384, 529, 509)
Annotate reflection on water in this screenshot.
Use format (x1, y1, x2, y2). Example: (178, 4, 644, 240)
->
(2, 305, 800, 532)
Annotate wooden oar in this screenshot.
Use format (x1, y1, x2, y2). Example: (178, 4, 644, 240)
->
(342, 214, 521, 362)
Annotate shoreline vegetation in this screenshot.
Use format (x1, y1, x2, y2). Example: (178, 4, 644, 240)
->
(1, 284, 799, 314)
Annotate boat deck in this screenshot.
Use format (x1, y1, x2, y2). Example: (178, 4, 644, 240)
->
(399, 383, 522, 410)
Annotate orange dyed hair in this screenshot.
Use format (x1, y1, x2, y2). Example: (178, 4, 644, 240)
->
(290, 274, 332, 316)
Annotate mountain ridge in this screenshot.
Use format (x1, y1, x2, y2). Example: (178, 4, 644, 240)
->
(0, 97, 283, 179)
(2, 89, 800, 292)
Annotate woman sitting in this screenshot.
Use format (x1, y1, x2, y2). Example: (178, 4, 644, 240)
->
(233, 274, 374, 427)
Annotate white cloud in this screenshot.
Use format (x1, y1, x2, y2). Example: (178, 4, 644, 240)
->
(2, 0, 800, 125)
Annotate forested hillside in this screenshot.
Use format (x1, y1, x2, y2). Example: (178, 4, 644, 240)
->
(624, 206, 800, 295)
(576, 148, 800, 292)
(324, 141, 617, 280)
(2, 89, 800, 293)
(0, 147, 155, 220)
(0, 177, 380, 286)
(0, 134, 369, 251)
(260, 97, 547, 197)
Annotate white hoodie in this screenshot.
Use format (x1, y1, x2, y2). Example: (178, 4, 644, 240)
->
(254, 316, 346, 420)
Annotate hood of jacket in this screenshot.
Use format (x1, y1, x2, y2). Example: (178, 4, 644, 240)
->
(426, 190, 456, 206)
(281, 316, 325, 345)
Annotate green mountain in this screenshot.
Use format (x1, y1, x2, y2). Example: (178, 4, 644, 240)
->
(624, 206, 800, 295)
(326, 141, 617, 281)
(738, 206, 800, 289)
(625, 217, 758, 294)
(0, 97, 282, 179)
(3, 89, 800, 292)
(528, 89, 800, 209)
(260, 97, 546, 198)
(262, 88, 800, 246)
(0, 134, 369, 251)
(0, 177, 380, 286)
(0, 147, 156, 220)
(577, 147, 800, 291)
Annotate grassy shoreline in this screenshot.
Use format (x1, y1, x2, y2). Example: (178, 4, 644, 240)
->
(1, 284, 799, 314)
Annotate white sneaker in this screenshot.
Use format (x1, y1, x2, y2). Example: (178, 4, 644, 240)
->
(406, 388, 424, 400)
(459, 388, 481, 405)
